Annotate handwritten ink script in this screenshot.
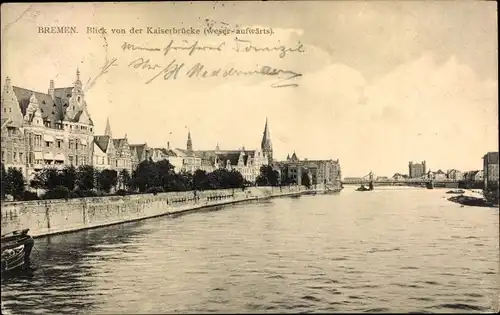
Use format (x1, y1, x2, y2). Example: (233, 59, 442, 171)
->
(128, 57, 302, 88)
(90, 39, 304, 89)
(121, 38, 305, 59)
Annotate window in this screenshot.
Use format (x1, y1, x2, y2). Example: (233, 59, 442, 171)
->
(56, 140, 62, 148)
(75, 156, 79, 166)
(1, 151, 4, 162)
(45, 141, 51, 147)
(13, 152, 17, 162)
(34, 135, 42, 146)
(75, 142, 79, 150)
(69, 140, 73, 149)
(69, 156, 74, 165)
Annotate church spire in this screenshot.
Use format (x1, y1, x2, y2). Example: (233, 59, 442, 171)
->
(261, 117, 273, 163)
(187, 130, 193, 151)
(104, 117, 112, 137)
(74, 66, 82, 88)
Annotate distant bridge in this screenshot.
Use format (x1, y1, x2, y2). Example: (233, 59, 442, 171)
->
(342, 172, 459, 187)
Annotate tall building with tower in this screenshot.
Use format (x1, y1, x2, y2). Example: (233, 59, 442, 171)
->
(168, 119, 272, 182)
(261, 118, 273, 164)
(1, 69, 95, 180)
(409, 161, 426, 178)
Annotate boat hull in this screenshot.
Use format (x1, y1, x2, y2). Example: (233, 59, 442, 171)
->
(1, 230, 35, 275)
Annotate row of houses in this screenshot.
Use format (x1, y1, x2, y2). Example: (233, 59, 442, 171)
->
(0, 72, 274, 183)
(1, 70, 343, 187)
(395, 153, 499, 190)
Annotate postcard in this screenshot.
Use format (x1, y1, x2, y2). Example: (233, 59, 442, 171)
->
(1, 2, 498, 314)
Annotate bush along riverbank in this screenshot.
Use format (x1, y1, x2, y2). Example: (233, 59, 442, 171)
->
(447, 189, 499, 208)
(1, 160, 308, 202)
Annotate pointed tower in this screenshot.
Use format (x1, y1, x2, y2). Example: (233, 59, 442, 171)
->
(66, 67, 85, 120)
(215, 142, 220, 153)
(1, 77, 23, 127)
(187, 130, 193, 152)
(261, 117, 273, 164)
(104, 117, 112, 137)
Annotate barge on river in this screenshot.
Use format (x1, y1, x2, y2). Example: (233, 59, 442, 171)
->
(1, 229, 35, 275)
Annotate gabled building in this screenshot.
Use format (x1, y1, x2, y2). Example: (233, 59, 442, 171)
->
(171, 120, 272, 183)
(129, 143, 151, 169)
(463, 170, 483, 182)
(1, 70, 94, 180)
(112, 136, 132, 173)
(92, 117, 116, 170)
(392, 173, 408, 181)
(446, 169, 463, 181)
(433, 169, 447, 181)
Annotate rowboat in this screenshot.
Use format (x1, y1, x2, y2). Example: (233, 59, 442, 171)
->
(1, 229, 35, 275)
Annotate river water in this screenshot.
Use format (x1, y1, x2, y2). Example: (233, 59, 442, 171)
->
(1, 186, 499, 314)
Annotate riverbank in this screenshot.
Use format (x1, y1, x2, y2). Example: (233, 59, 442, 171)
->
(447, 189, 498, 208)
(1, 186, 313, 239)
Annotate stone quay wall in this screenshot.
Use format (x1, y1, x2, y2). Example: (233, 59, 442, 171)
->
(1, 186, 306, 238)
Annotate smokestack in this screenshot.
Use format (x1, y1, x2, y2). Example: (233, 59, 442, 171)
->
(167, 142, 170, 150)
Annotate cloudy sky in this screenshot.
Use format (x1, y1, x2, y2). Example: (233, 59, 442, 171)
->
(1, 1, 497, 176)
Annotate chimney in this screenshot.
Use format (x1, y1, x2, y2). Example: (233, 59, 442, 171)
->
(167, 142, 170, 150)
(49, 80, 55, 99)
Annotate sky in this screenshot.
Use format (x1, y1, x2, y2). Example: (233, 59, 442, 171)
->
(1, 1, 498, 177)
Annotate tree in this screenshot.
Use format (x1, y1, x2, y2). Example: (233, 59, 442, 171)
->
(76, 165, 96, 191)
(32, 167, 61, 190)
(60, 165, 77, 191)
(97, 169, 118, 193)
(301, 172, 311, 189)
(279, 165, 295, 186)
(256, 165, 279, 186)
(5, 167, 26, 200)
(131, 160, 160, 192)
(118, 169, 131, 190)
(193, 169, 209, 190)
(228, 169, 244, 189)
(1, 163, 6, 200)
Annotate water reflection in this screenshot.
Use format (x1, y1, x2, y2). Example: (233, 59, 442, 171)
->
(1, 187, 499, 314)
(1, 221, 148, 314)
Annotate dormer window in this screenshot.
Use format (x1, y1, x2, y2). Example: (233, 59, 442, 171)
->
(77, 96, 81, 102)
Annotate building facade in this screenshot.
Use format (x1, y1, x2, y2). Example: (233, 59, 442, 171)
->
(93, 118, 116, 171)
(409, 161, 426, 178)
(483, 152, 499, 191)
(432, 169, 447, 181)
(446, 169, 464, 181)
(1, 71, 94, 181)
(171, 121, 272, 183)
(279, 152, 342, 189)
(463, 170, 484, 182)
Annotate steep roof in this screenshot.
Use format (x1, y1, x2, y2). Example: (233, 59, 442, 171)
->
(113, 138, 129, 151)
(94, 135, 110, 152)
(129, 144, 148, 160)
(12, 85, 93, 126)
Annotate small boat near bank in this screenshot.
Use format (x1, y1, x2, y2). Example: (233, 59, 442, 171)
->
(1, 229, 35, 275)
